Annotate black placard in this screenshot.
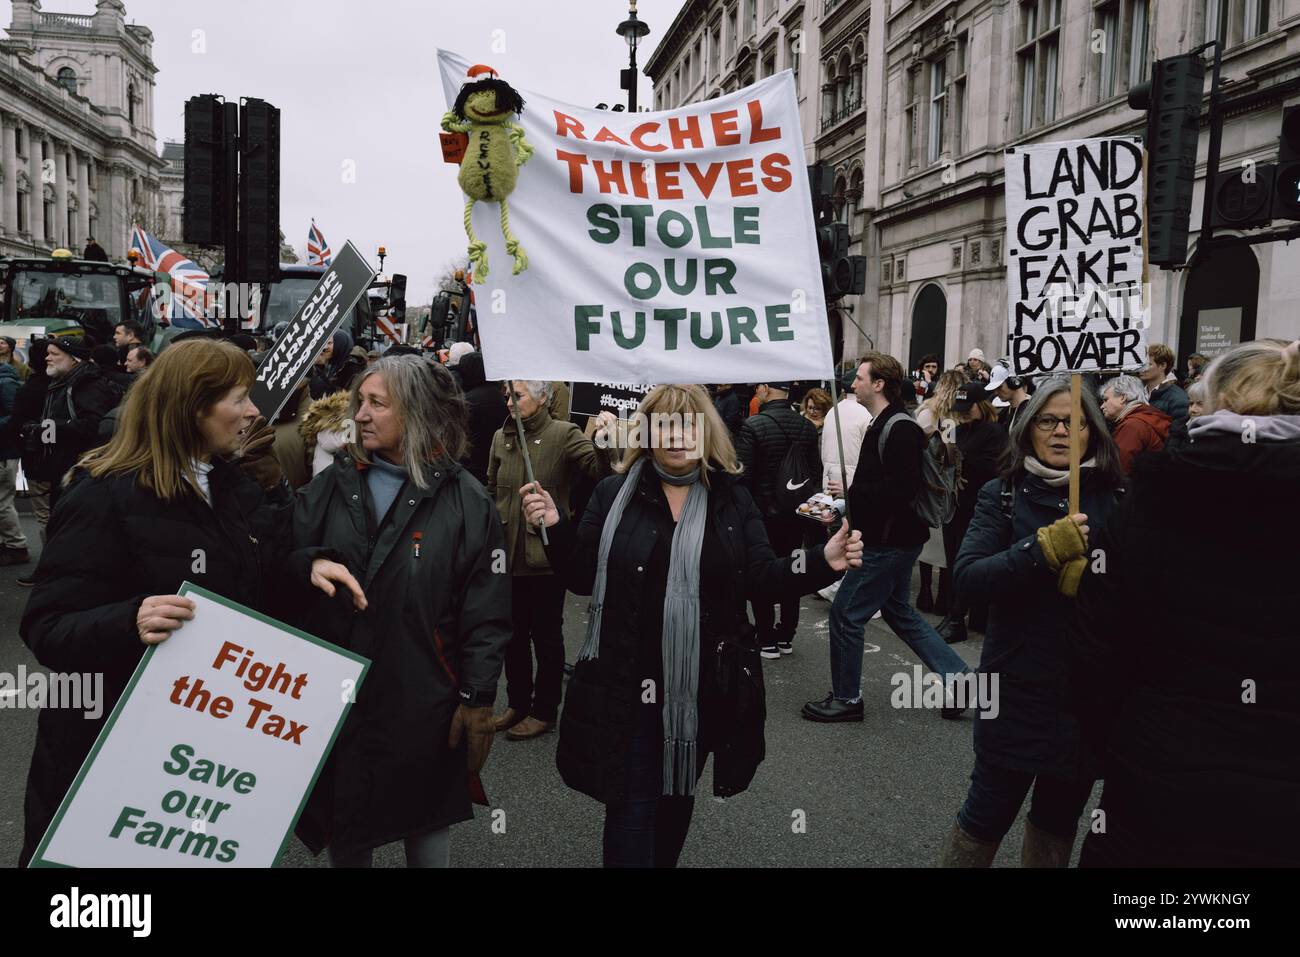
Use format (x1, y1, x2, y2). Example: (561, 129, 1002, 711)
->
(568, 381, 656, 418)
(249, 241, 376, 421)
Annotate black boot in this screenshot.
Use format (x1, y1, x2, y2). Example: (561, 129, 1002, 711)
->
(917, 563, 935, 612)
(936, 614, 968, 644)
(935, 568, 953, 615)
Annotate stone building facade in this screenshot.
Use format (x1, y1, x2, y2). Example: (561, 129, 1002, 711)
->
(876, 0, 1299, 374)
(0, 0, 163, 261)
(649, 0, 1300, 373)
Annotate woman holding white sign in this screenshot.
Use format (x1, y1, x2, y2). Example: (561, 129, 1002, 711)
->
(17, 338, 363, 868)
(521, 384, 863, 867)
(943, 377, 1124, 868)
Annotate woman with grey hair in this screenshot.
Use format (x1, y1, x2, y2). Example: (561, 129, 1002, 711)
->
(487, 379, 616, 739)
(941, 376, 1124, 868)
(1099, 374, 1171, 474)
(287, 355, 512, 867)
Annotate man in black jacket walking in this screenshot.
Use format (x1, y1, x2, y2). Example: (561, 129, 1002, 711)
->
(735, 381, 821, 658)
(803, 353, 970, 722)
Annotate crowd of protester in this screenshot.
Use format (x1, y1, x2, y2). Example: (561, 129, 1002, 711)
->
(2, 321, 1295, 871)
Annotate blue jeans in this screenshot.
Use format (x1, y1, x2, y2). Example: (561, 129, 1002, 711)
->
(957, 755, 1093, 842)
(829, 545, 970, 701)
(328, 826, 450, 867)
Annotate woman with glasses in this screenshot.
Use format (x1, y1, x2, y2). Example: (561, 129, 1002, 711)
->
(940, 377, 1124, 867)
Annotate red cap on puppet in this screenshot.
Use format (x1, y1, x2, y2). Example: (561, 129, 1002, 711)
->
(467, 64, 499, 80)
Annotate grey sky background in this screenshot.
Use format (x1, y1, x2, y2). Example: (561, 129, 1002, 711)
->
(3, 0, 688, 304)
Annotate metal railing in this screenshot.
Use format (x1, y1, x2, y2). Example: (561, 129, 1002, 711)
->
(820, 97, 864, 132)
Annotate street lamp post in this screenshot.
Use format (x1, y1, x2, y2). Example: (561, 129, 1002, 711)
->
(617, 0, 651, 112)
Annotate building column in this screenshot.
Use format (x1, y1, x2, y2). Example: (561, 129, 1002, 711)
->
(107, 162, 128, 259)
(27, 125, 46, 246)
(0, 113, 17, 237)
(53, 140, 69, 249)
(76, 152, 90, 244)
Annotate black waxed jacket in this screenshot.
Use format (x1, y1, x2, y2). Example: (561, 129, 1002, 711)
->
(544, 466, 838, 805)
(287, 452, 510, 854)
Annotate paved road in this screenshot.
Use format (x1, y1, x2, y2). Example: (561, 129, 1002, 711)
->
(0, 501, 1098, 867)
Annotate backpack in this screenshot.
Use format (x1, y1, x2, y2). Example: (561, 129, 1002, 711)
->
(761, 411, 817, 518)
(877, 411, 959, 528)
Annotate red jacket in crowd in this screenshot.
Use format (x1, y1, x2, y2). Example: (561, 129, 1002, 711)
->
(1112, 404, 1172, 474)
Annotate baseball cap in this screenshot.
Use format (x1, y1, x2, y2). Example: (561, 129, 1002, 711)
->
(986, 362, 1011, 392)
(953, 381, 988, 411)
(764, 381, 794, 391)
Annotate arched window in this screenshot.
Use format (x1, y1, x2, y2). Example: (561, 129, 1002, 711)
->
(57, 67, 77, 95)
(128, 83, 136, 125)
(847, 168, 864, 231)
(822, 61, 837, 120)
(836, 50, 852, 113)
(833, 173, 848, 224)
(852, 40, 865, 107)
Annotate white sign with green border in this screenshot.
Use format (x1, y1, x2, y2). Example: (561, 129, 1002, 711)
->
(30, 583, 369, 868)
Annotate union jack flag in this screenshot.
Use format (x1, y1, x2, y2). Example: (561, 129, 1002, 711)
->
(306, 220, 332, 267)
(129, 225, 213, 329)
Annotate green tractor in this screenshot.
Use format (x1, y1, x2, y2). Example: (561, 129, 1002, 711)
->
(0, 249, 158, 350)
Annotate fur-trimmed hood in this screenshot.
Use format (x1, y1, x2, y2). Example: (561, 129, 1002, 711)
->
(299, 389, 352, 454)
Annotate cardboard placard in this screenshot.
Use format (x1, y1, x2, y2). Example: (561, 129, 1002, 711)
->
(569, 381, 657, 418)
(249, 241, 376, 422)
(30, 584, 369, 868)
(1004, 137, 1148, 376)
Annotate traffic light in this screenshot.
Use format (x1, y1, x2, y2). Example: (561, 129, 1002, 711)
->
(238, 98, 281, 284)
(1129, 52, 1206, 266)
(389, 273, 407, 323)
(1271, 106, 1300, 220)
(183, 95, 226, 245)
(1211, 162, 1275, 230)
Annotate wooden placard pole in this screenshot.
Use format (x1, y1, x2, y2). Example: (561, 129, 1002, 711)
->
(507, 379, 548, 545)
(1068, 373, 1082, 515)
(826, 370, 854, 533)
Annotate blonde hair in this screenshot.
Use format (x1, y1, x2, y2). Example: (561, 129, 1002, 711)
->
(920, 370, 966, 426)
(80, 338, 255, 501)
(1203, 339, 1300, 415)
(614, 384, 741, 487)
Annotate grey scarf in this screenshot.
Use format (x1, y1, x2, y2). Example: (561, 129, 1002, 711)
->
(577, 457, 709, 797)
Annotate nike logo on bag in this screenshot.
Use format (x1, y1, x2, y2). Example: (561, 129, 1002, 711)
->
(786, 479, 810, 491)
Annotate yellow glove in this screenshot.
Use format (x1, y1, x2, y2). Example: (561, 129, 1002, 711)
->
(1036, 516, 1087, 572)
(1056, 556, 1086, 598)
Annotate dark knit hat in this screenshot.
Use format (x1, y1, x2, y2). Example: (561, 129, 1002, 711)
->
(48, 336, 93, 361)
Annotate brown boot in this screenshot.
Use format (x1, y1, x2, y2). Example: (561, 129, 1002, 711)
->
(938, 823, 999, 868)
(504, 716, 555, 740)
(1021, 820, 1074, 867)
(492, 708, 522, 732)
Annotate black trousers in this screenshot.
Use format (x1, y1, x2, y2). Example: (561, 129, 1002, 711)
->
(505, 573, 568, 722)
(752, 516, 804, 647)
(603, 701, 698, 868)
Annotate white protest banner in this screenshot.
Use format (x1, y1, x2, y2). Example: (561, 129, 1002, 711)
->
(1004, 137, 1148, 376)
(30, 584, 368, 868)
(436, 49, 833, 385)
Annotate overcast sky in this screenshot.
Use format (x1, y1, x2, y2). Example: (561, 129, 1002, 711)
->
(2, 0, 687, 303)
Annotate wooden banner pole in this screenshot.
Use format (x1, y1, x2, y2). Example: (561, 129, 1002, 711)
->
(1068, 373, 1082, 516)
(507, 379, 548, 546)
(827, 371, 853, 533)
